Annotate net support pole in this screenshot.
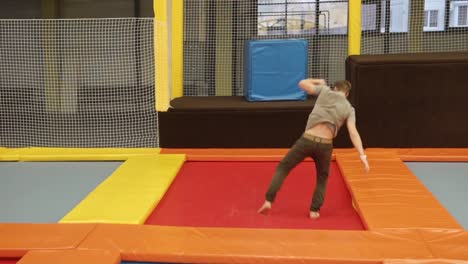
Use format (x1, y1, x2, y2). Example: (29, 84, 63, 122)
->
(171, 0, 184, 99)
(42, 0, 62, 112)
(42, 0, 57, 18)
(154, 0, 170, 111)
(348, 0, 362, 56)
(409, 0, 424, 53)
(215, 1, 233, 96)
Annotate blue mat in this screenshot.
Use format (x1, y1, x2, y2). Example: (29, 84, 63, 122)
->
(244, 39, 308, 101)
(405, 162, 468, 229)
(0, 161, 121, 223)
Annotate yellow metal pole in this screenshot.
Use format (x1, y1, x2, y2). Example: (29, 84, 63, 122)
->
(409, 0, 424, 52)
(154, 0, 169, 111)
(42, 0, 61, 112)
(215, 1, 232, 96)
(348, 0, 362, 55)
(171, 0, 184, 99)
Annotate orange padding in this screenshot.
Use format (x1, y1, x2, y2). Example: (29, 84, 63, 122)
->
(161, 148, 468, 162)
(397, 148, 468, 161)
(0, 217, 468, 264)
(160, 148, 356, 161)
(336, 149, 463, 230)
(76, 225, 468, 263)
(0, 224, 95, 257)
(384, 260, 468, 264)
(421, 229, 468, 260)
(79, 224, 426, 263)
(1, 224, 468, 263)
(18, 249, 120, 264)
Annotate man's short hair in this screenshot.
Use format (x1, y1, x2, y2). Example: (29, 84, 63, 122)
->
(333, 80, 352, 93)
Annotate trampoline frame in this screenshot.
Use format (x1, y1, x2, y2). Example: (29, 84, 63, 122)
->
(1, 147, 468, 264)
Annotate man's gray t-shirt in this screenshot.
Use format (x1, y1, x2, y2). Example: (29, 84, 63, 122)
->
(305, 85, 355, 137)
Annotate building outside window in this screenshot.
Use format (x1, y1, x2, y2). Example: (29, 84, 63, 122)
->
(451, 2, 468, 26)
(258, 0, 468, 35)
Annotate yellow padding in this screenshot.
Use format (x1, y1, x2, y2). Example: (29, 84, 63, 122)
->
(60, 154, 186, 224)
(348, 0, 362, 55)
(154, 0, 170, 111)
(171, 0, 184, 99)
(0, 148, 22, 161)
(19, 148, 161, 161)
(0, 147, 8, 157)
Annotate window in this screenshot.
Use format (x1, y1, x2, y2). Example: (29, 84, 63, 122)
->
(424, 0, 445, 31)
(362, 2, 378, 31)
(450, 1, 468, 27)
(360, 0, 386, 32)
(257, 0, 348, 36)
(366, 0, 410, 33)
(319, 0, 348, 34)
(258, 0, 316, 36)
(258, 0, 468, 34)
(458, 5, 468, 25)
(424, 10, 439, 28)
(390, 0, 409, 32)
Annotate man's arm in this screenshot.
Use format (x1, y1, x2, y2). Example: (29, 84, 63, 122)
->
(347, 112, 370, 172)
(298, 78, 327, 95)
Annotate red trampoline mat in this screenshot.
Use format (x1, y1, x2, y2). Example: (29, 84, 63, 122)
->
(0, 258, 18, 264)
(145, 161, 364, 230)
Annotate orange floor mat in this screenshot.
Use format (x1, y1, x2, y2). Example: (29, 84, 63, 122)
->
(336, 150, 462, 230)
(17, 250, 119, 264)
(0, 224, 95, 257)
(397, 148, 468, 161)
(78, 224, 433, 263)
(418, 229, 468, 260)
(2, 224, 467, 264)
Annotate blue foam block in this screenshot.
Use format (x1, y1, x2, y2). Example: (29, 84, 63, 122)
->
(244, 39, 308, 101)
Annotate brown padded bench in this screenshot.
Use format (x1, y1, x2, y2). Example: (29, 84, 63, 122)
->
(347, 52, 468, 64)
(346, 51, 468, 148)
(168, 96, 316, 112)
(158, 95, 326, 148)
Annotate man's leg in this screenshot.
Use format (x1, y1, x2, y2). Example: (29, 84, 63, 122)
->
(309, 143, 333, 218)
(259, 137, 311, 213)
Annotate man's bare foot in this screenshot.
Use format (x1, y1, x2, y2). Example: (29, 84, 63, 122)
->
(309, 211, 320, 219)
(257, 201, 272, 214)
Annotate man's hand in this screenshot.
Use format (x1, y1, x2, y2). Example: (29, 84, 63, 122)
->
(299, 78, 328, 95)
(360, 155, 370, 172)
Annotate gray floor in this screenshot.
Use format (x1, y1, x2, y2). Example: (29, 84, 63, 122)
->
(405, 162, 468, 229)
(0, 161, 122, 223)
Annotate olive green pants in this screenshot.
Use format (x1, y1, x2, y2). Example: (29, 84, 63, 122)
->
(265, 134, 333, 212)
